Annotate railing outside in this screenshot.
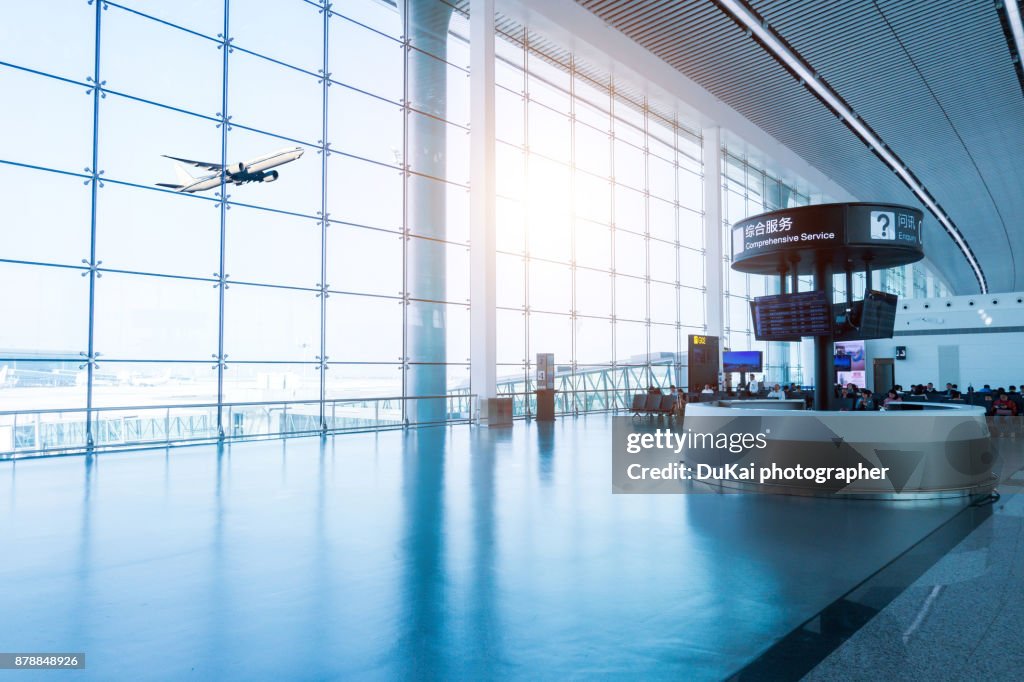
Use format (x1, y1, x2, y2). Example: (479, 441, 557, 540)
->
(0, 393, 474, 459)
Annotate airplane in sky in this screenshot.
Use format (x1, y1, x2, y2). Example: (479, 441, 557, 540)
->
(157, 146, 304, 193)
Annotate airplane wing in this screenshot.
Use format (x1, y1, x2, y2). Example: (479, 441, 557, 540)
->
(161, 155, 224, 171)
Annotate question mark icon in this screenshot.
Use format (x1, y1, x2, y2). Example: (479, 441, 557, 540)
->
(877, 213, 890, 238)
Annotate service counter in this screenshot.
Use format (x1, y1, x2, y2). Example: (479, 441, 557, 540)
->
(681, 401, 994, 499)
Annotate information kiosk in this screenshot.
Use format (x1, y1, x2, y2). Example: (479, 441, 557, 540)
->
(730, 203, 924, 410)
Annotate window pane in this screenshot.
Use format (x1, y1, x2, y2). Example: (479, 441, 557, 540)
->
(229, 50, 322, 143)
(226, 129, 320, 216)
(224, 284, 320, 361)
(615, 320, 646, 361)
(496, 253, 525, 309)
(328, 226, 403, 298)
(328, 155, 402, 230)
(0, 263, 88, 355)
(615, 275, 646, 321)
(329, 87, 403, 166)
(575, 268, 611, 317)
(574, 316, 613, 365)
(324, 363, 402, 400)
(103, 8, 221, 115)
(226, 205, 321, 288)
(649, 240, 677, 284)
(97, 183, 219, 278)
(528, 259, 571, 313)
(330, 16, 402, 102)
(407, 301, 469, 364)
(575, 173, 611, 225)
(650, 282, 677, 324)
(91, 362, 217, 409)
(94, 272, 218, 360)
(0, 165, 91, 267)
(614, 230, 646, 278)
(575, 220, 610, 271)
(528, 312, 570, 361)
(222, 362, 321, 403)
(0, 69, 92, 173)
(496, 308, 525, 364)
(326, 294, 402, 363)
(649, 197, 675, 243)
(2, 2, 94, 79)
(0, 360, 87, 413)
(101, 94, 220, 188)
(231, 0, 323, 72)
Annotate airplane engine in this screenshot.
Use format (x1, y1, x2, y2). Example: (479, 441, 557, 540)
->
(262, 170, 279, 183)
(237, 162, 246, 173)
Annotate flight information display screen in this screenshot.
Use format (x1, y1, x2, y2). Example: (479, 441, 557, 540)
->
(858, 290, 898, 338)
(750, 291, 833, 341)
(834, 290, 898, 340)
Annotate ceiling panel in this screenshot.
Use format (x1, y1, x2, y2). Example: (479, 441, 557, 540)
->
(577, 0, 1024, 293)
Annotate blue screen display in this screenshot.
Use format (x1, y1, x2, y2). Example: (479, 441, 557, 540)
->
(722, 351, 763, 373)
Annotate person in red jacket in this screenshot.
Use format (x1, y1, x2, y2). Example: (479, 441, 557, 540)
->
(991, 392, 1018, 438)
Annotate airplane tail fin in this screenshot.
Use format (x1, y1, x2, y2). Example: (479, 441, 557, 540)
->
(173, 161, 197, 187)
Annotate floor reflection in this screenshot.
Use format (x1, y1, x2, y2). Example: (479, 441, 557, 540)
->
(0, 416, 985, 679)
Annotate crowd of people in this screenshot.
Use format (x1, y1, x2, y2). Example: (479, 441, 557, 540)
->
(643, 379, 1024, 421)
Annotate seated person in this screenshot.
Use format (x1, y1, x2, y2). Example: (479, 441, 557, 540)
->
(943, 382, 954, 397)
(991, 392, 1017, 416)
(700, 384, 715, 395)
(926, 382, 936, 394)
(855, 389, 876, 411)
(766, 384, 786, 399)
(647, 384, 661, 395)
(883, 389, 902, 407)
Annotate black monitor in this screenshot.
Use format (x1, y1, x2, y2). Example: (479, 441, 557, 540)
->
(833, 354, 852, 371)
(722, 350, 763, 373)
(834, 290, 898, 340)
(750, 291, 832, 341)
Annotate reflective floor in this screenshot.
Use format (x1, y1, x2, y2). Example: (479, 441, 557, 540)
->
(0, 415, 975, 680)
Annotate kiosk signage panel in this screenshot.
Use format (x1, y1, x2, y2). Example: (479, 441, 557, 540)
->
(731, 204, 843, 262)
(846, 205, 922, 247)
(730, 203, 924, 275)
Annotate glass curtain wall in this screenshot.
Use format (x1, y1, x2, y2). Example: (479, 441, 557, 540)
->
(721, 148, 816, 384)
(493, 26, 706, 416)
(0, 0, 470, 456)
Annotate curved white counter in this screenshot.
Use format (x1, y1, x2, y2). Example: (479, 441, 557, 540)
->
(679, 401, 993, 498)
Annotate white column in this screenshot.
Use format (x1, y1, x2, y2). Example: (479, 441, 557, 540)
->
(470, 0, 497, 418)
(702, 126, 724, 342)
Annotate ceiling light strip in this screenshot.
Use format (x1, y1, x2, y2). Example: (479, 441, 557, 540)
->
(1005, 0, 1024, 64)
(714, 0, 988, 293)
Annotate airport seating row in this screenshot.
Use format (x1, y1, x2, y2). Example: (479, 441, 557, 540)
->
(631, 393, 678, 420)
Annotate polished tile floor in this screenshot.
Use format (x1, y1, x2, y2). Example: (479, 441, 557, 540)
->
(0, 416, 977, 680)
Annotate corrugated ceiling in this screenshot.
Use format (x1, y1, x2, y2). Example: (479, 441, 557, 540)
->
(577, 0, 1024, 294)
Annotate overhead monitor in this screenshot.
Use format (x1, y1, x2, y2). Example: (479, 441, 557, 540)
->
(833, 354, 852, 371)
(834, 290, 899, 341)
(750, 290, 832, 341)
(722, 350, 763, 373)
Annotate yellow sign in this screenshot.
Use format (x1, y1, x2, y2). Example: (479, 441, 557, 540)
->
(693, 336, 707, 345)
